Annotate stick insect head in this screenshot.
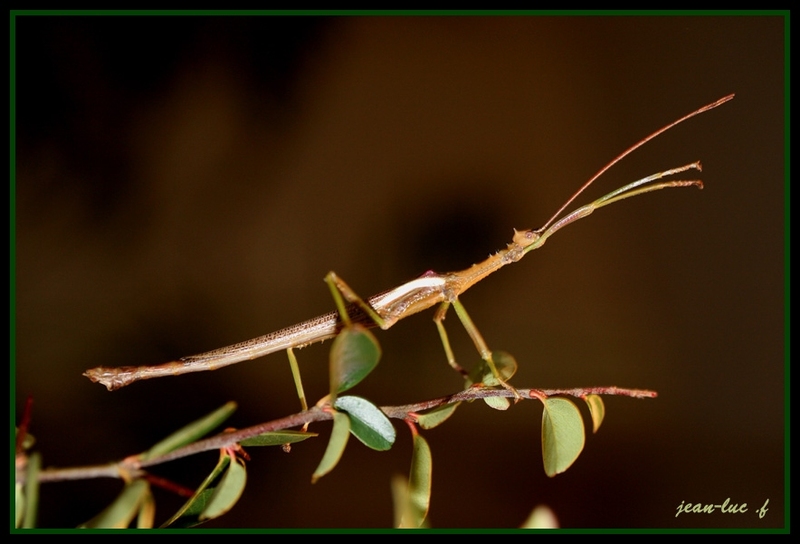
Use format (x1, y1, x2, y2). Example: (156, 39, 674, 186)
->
(512, 228, 541, 249)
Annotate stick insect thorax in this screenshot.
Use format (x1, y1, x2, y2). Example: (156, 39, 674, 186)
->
(84, 94, 734, 391)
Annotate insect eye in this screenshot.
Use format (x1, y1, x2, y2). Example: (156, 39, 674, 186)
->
(512, 229, 538, 247)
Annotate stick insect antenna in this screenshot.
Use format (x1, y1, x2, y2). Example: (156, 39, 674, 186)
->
(535, 93, 735, 235)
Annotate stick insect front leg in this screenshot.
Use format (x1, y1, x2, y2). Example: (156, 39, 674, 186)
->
(280, 272, 381, 423)
(325, 272, 393, 330)
(434, 298, 521, 400)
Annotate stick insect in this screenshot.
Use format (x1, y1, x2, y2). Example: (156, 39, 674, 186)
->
(84, 94, 734, 393)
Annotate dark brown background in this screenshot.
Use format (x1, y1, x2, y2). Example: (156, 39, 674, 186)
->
(14, 15, 785, 529)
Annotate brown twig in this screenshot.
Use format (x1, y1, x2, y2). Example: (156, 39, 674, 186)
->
(26, 384, 655, 485)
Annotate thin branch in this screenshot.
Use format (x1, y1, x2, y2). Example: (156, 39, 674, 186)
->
(26, 384, 655, 485)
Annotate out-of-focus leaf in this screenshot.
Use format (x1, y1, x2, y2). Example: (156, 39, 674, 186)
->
(19, 451, 41, 528)
(398, 432, 432, 528)
(329, 325, 381, 397)
(334, 395, 395, 451)
(15, 427, 35, 450)
(311, 411, 351, 483)
(15, 483, 24, 529)
(584, 394, 605, 433)
(487, 351, 518, 384)
(136, 489, 156, 528)
(240, 430, 317, 447)
(468, 351, 517, 386)
(416, 403, 460, 430)
(140, 401, 237, 461)
(391, 474, 410, 528)
(80, 479, 150, 528)
(392, 474, 430, 529)
(161, 454, 231, 528)
(541, 397, 585, 477)
(200, 455, 247, 521)
(520, 504, 559, 528)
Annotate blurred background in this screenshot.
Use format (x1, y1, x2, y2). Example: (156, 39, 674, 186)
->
(14, 15, 784, 529)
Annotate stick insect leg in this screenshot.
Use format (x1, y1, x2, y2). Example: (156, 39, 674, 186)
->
(325, 271, 389, 329)
(280, 273, 386, 430)
(435, 299, 521, 400)
(433, 302, 469, 377)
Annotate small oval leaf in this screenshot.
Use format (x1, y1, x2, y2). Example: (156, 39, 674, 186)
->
(584, 394, 605, 433)
(467, 351, 517, 387)
(334, 395, 396, 451)
(239, 430, 318, 447)
(483, 395, 511, 411)
(311, 411, 350, 483)
(541, 397, 585, 477)
(400, 432, 432, 528)
(416, 402, 460, 430)
(330, 326, 381, 396)
(491, 351, 518, 382)
(200, 455, 247, 520)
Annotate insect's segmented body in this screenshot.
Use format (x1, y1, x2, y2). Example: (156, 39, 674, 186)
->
(83, 94, 734, 392)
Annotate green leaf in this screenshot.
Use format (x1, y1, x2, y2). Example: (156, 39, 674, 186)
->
(398, 432, 432, 528)
(239, 430, 318, 447)
(467, 351, 517, 387)
(200, 454, 247, 521)
(584, 394, 605, 433)
(416, 402, 460, 430)
(541, 397, 585, 477)
(15, 483, 24, 529)
(489, 351, 518, 383)
(19, 451, 41, 528)
(334, 395, 396, 451)
(166, 489, 217, 528)
(80, 479, 151, 528)
(311, 411, 351, 483)
(464, 351, 517, 410)
(391, 474, 430, 529)
(329, 325, 381, 397)
(161, 454, 231, 528)
(483, 396, 511, 411)
(140, 401, 237, 461)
